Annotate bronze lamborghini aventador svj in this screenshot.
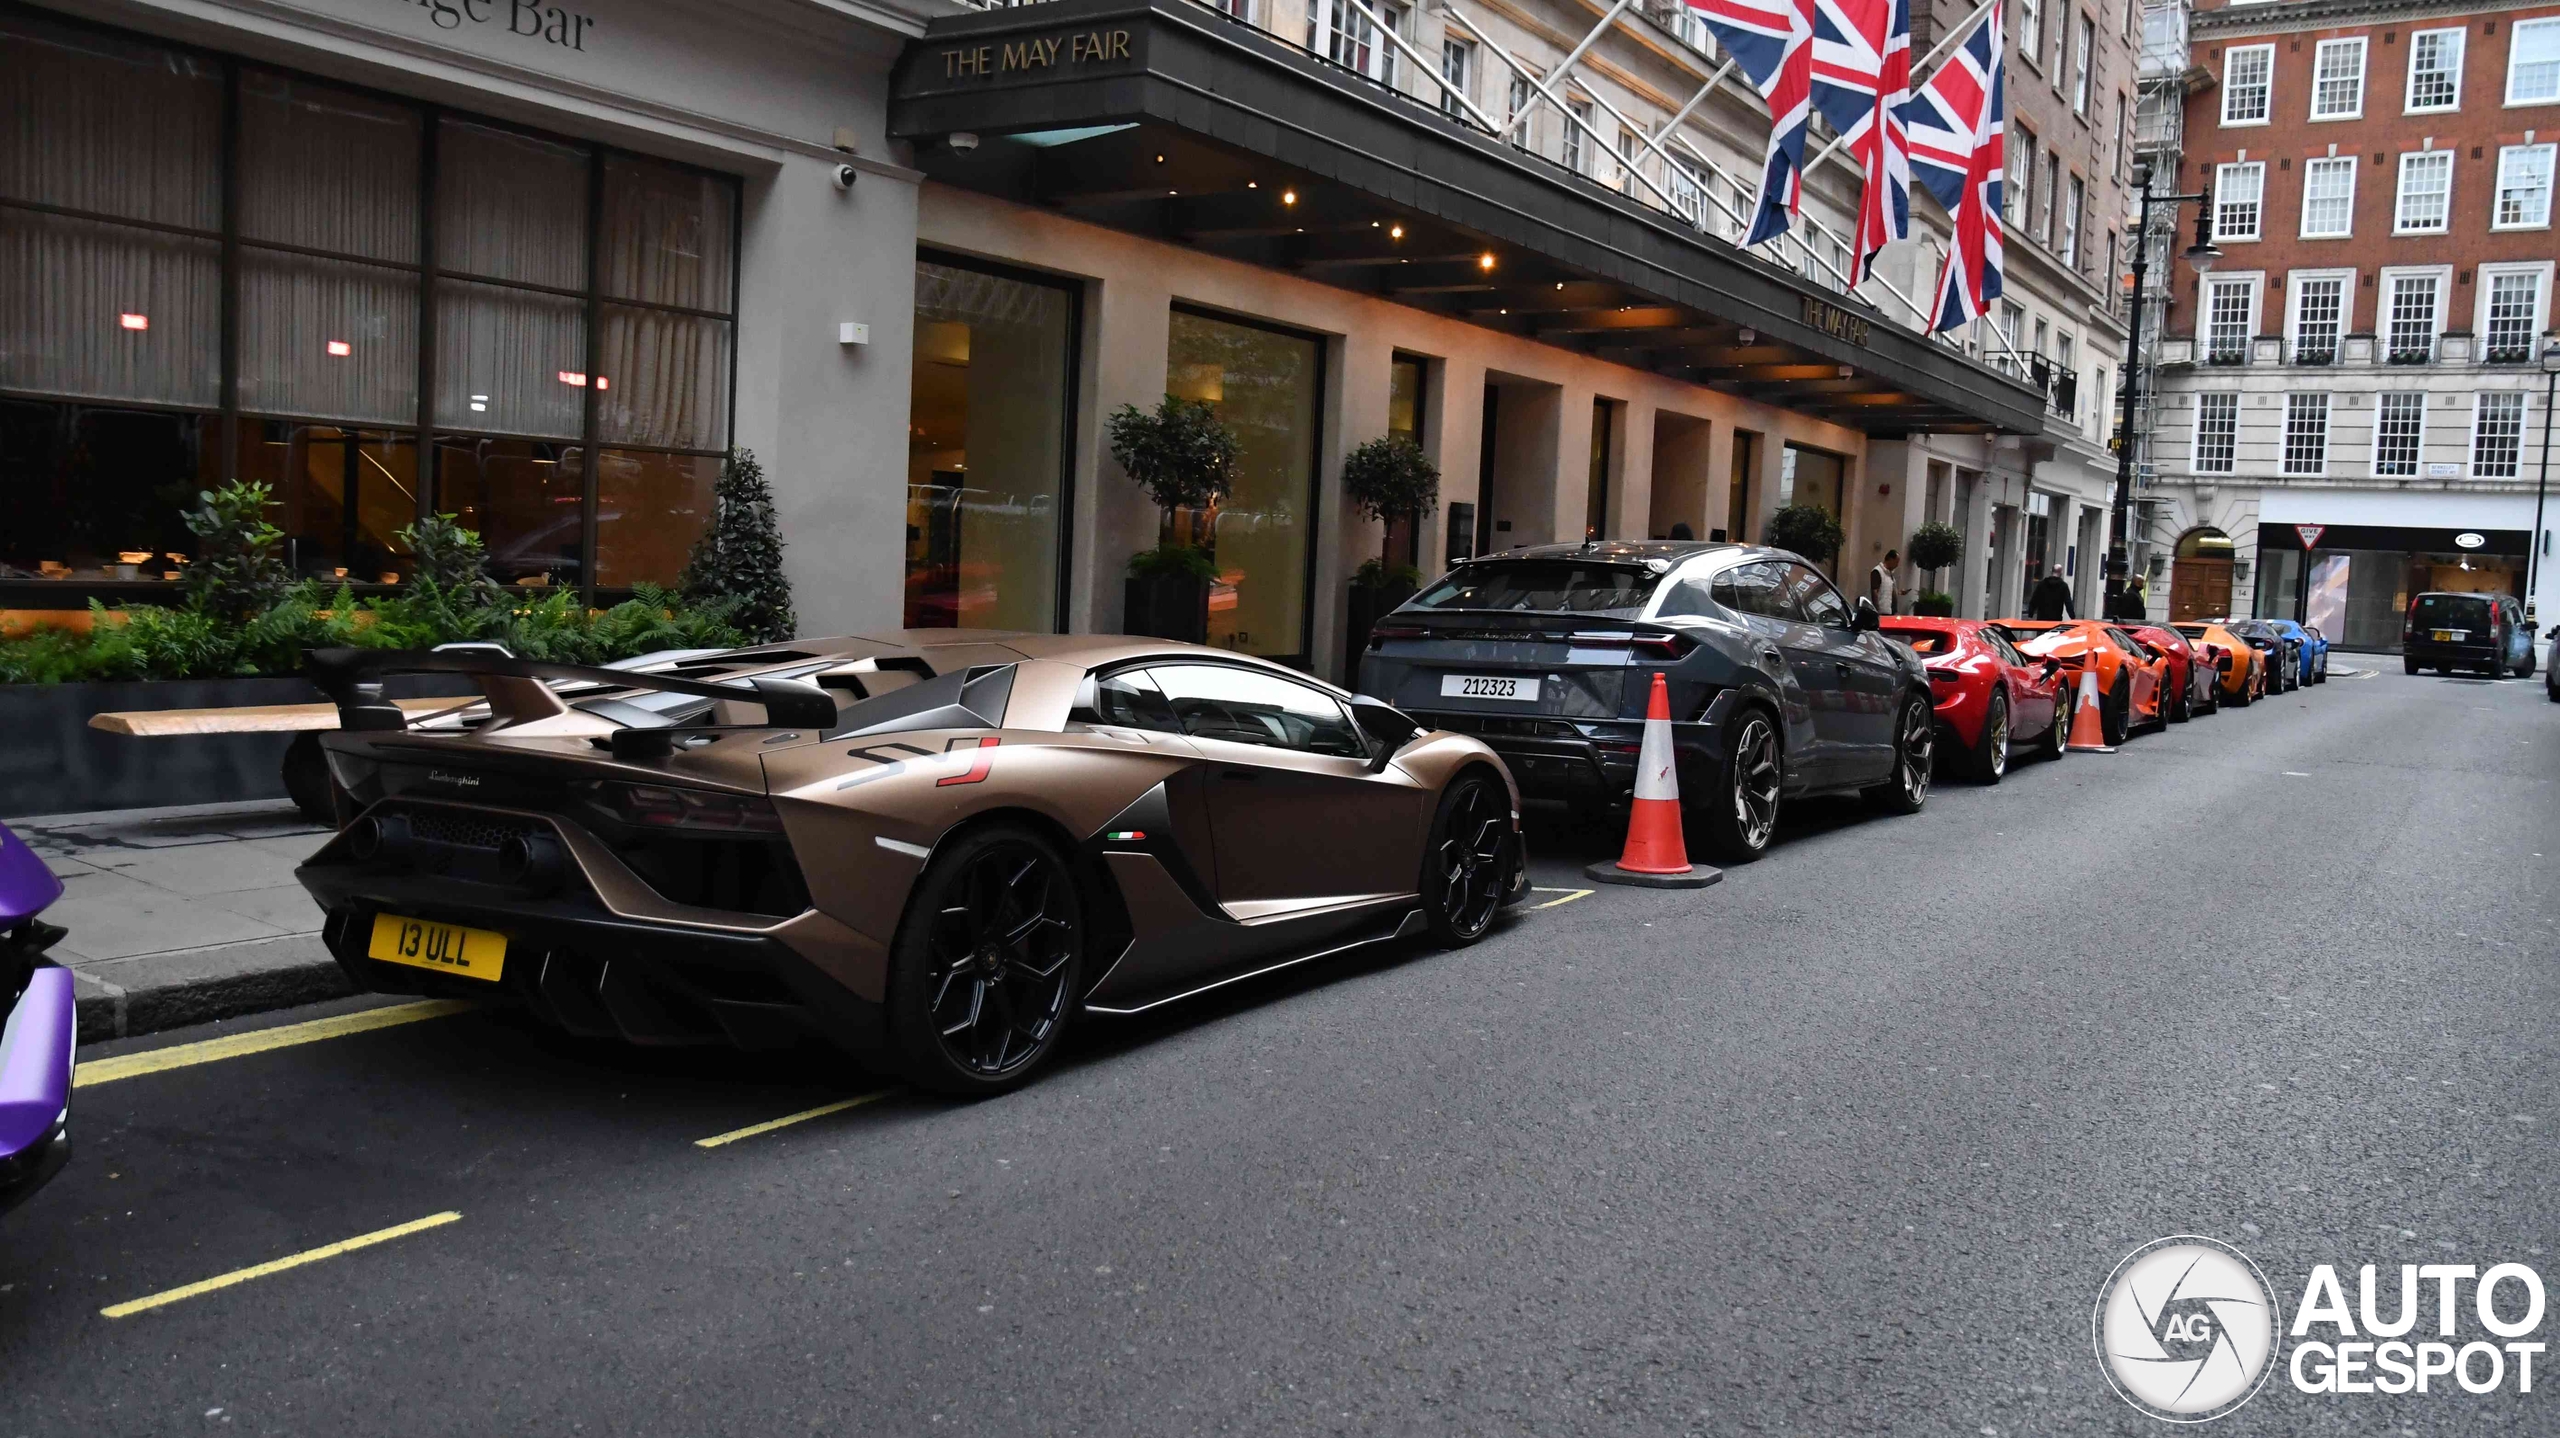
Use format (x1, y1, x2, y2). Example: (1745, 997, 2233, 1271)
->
(295, 633, 1527, 1094)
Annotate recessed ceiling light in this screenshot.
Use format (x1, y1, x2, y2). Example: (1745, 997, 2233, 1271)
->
(1478, 253, 1496, 270)
(1390, 224, 1405, 239)
(326, 340, 352, 356)
(118, 312, 148, 331)
(1155, 153, 1166, 163)
(1282, 189, 1297, 205)
(1248, 180, 1259, 188)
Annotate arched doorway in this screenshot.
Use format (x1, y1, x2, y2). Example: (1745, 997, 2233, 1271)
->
(2169, 528, 2235, 620)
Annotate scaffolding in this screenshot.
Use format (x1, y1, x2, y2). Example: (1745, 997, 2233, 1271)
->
(2123, 0, 2193, 576)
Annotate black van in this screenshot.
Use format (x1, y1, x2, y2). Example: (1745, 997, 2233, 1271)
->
(2402, 592, 2534, 677)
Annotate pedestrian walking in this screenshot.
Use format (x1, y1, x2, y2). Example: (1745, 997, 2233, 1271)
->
(2106, 573, 2149, 622)
(2027, 565, 2075, 620)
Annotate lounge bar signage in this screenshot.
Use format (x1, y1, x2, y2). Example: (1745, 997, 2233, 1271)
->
(400, 0, 596, 50)
(941, 27, 1134, 79)
(1801, 297, 1871, 348)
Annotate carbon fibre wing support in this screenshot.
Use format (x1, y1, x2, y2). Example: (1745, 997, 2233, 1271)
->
(303, 648, 843, 733)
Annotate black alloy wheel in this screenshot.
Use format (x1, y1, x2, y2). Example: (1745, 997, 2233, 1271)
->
(1865, 695, 1934, 814)
(1422, 773, 1511, 946)
(2101, 677, 2132, 747)
(1699, 710, 1783, 862)
(1973, 691, 2009, 784)
(2169, 673, 2192, 723)
(886, 824, 1084, 1095)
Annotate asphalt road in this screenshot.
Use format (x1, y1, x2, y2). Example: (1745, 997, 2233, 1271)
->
(6, 666, 2555, 1436)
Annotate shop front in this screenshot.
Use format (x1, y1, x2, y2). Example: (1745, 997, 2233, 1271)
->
(2255, 522, 2531, 652)
(3, 0, 929, 629)
(887, 0, 2044, 676)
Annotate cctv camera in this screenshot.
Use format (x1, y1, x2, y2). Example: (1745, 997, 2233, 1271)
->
(949, 131, 980, 153)
(831, 163, 858, 192)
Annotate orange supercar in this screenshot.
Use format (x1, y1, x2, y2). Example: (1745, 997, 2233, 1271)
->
(2171, 622, 2264, 707)
(1992, 620, 2172, 746)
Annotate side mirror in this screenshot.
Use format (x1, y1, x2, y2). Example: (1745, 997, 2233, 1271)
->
(1350, 697, 1424, 773)
(1851, 597, 1881, 632)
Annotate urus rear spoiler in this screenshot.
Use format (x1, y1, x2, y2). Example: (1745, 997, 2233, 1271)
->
(304, 647, 842, 734)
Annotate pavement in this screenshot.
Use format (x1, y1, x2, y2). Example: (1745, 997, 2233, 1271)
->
(12, 801, 347, 1041)
(3, 667, 2554, 1435)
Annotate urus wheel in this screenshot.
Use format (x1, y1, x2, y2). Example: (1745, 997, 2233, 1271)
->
(1973, 691, 2009, 784)
(1699, 710, 1782, 863)
(1421, 772, 1511, 947)
(1864, 694, 1934, 814)
(885, 824, 1085, 1096)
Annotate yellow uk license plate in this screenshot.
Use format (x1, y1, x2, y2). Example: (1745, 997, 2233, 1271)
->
(367, 913, 507, 982)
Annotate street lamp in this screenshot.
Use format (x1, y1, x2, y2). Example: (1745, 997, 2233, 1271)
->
(2107, 168, 2222, 620)
(2533, 338, 2560, 630)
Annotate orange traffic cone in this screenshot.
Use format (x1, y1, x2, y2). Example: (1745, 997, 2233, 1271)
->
(2065, 664, 2115, 753)
(1586, 672, 1722, 889)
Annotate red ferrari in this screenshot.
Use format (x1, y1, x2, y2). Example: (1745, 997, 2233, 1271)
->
(2121, 622, 2217, 722)
(1880, 617, 2071, 782)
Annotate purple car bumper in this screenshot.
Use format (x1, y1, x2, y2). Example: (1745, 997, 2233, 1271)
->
(1, 820, 73, 1215)
(0, 965, 74, 1214)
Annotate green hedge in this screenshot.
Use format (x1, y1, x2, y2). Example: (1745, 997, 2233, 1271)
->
(0, 581, 748, 686)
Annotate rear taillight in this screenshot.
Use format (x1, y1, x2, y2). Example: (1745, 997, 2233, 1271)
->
(577, 781, 784, 835)
(1367, 623, 1426, 649)
(1569, 629, 1694, 659)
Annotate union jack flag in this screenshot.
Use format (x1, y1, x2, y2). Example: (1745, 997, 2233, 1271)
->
(1809, 0, 1910, 288)
(1906, 0, 2005, 329)
(1686, 0, 1815, 245)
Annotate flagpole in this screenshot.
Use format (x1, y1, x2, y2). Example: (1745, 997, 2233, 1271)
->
(1799, 0, 1998, 179)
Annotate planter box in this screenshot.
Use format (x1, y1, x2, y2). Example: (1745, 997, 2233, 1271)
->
(1123, 573, 1209, 645)
(0, 675, 472, 820)
(1342, 581, 1418, 692)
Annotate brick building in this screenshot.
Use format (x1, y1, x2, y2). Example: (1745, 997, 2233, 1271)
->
(2144, 0, 2559, 648)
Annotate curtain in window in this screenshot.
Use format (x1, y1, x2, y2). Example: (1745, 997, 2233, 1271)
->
(239, 72, 419, 260)
(0, 16, 223, 407)
(596, 306, 729, 450)
(437, 120, 587, 287)
(599, 157, 734, 311)
(236, 254, 419, 423)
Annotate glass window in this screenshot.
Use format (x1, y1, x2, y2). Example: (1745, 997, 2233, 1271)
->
(2203, 277, 2255, 362)
(2039, 152, 2060, 240)
(1147, 663, 1365, 758)
(2509, 17, 2560, 105)
(2223, 44, 2273, 124)
(593, 448, 717, 589)
(2472, 393, 2525, 479)
(236, 255, 420, 425)
(2300, 156, 2357, 237)
(437, 121, 588, 289)
(2407, 29, 2463, 112)
(238, 72, 419, 262)
(0, 400, 217, 575)
(1088, 669, 1182, 733)
(905, 256, 1076, 631)
(1711, 561, 1789, 618)
(2073, 15, 2093, 113)
(240, 423, 421, 580)
(2281, 393, 2329, 476)
(2018, 0, 2043, 66)
(1782, 563, 1849, 626)
(2289, 276, 2344, 362)
(1409, 559, 1662, 616)
(2311, 38, 2366, 119)
(2193, 392, 2238, 474)
(2394, 151, 2453, 233)
(432, 436, 585, 587)
(1438, 38, 1473, 117)
(1, 212, 221, 409)
(2484, 272, 2544, 362)
(2374, 393, 2425, 476)
(2386, 273, 2440, 361)
(2494, 144, 2555, 229)
(599, 157, 734, 314)
(2213, 163, 2264, 241)
(1563, 99, 1593, 174)
(1168, 309, 1322, 662)
(2063, 175, 2083, 264)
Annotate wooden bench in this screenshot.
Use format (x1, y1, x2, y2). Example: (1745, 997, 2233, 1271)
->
(86, 697, 470, 737)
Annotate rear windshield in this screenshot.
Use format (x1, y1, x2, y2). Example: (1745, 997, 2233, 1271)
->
(2412, 594, 2492, 626)
(1885, 628, 1957, 655)
(1406, 561, 1663, 618)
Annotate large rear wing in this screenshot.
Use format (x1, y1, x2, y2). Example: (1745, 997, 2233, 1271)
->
(303, 647, 841, 735)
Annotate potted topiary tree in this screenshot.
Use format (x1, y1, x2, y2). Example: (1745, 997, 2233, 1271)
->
(1906, 520, 1964, 616)
(1108, 396, 1239, 643)
(679, 447, 797, 644)
(1763, 504, 1845, 571)
(1338, 433, 1439, 676)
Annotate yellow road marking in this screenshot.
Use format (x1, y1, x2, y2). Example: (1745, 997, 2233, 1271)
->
(695, 1090, 895, 1149)
(100, 1211, 461, 1319)
(75, 1000, 475, 1088)
(1531, 887, 1594, 909)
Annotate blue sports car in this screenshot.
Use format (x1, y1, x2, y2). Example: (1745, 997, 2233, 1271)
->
(2264, 620, 2329, 685)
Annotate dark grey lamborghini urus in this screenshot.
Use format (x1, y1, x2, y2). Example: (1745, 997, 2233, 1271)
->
(1356, 541, 1935, 861)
